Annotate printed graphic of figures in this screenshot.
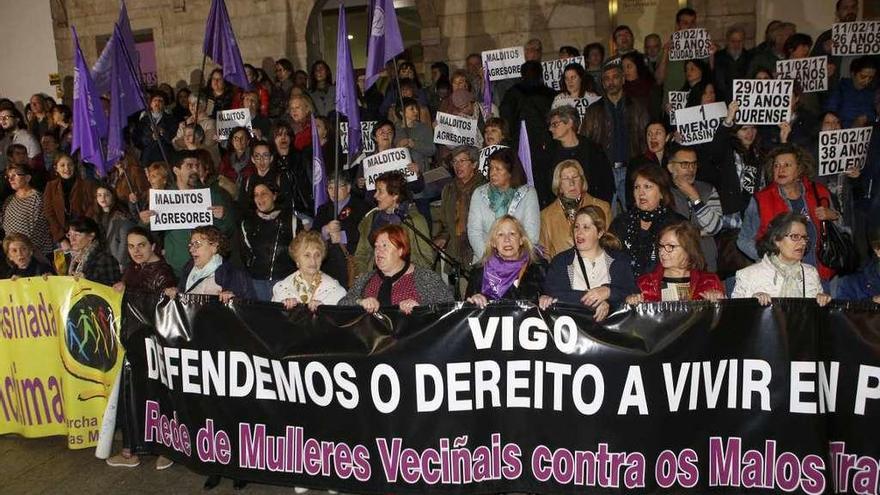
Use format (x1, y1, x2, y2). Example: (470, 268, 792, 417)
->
(62, 294, 120, 400)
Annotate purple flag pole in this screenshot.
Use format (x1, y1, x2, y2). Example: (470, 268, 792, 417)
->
(518, 121, 534, 187)
(335, 3, 361, 160)
(482, 65, 493, 119)
(107, 23, 146, 166)
(71, 26, 109, 176)
(310, 114, 329, 217)
(203, 0, 251, 91)
(365, 0, 405, 89)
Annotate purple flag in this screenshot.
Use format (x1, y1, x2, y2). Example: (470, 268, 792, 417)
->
(482, 65, 493, 118)
(107, 23, 145, 165)
(365, 0, 404, 89)
(92, 0, 138, 94)
(310, 114, 329, 216)
(518, 121, 534, 187)
(335, 5, 362, 158)
(71, 27, 109, 176)
(203, 0, 251, 90)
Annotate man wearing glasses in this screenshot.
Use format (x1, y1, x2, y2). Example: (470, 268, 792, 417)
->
(133, 91, 180, 166)
(666, 146, 723, 271)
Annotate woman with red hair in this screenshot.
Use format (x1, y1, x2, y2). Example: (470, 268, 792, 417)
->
(341, 224, 452, 314)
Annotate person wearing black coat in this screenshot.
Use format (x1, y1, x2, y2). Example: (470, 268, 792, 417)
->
(312, 175, 371, 288)
(541, 105, 615, 208)
(241, 182, 300, 301)
(543, 248, 636, 310)
(500, 61, 556, 158)
(133, 92, 179, 166)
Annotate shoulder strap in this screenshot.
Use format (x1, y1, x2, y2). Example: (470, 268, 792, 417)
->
(575, 253, 592, 290)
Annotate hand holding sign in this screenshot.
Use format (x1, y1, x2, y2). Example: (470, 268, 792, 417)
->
(732, 79, 792, 125)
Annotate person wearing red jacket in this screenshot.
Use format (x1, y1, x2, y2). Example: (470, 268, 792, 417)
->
(627, 221, 724, 303)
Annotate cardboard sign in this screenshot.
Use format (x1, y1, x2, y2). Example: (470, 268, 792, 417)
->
(732, 79, 792, 125)
(817, 127, 873, 176)
(668, 91, 690, 125)
(215, 108, 252, 141)
(674, 102, 728, 145)
(148, 188, 213, 231)
(362, 148, 416, 191)
(433, 112, 480, 147)
(542, 56, 586, 91)
(668, 29, 711, 61)
(482, 47, 526, 81)
(340, 121, 377, 154)
(478, 145, 509, 178)
(775, 56, 828, 93)
(831, 21, 880, 56)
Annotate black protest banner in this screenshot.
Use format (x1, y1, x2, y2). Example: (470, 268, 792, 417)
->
(123, 294, 880, 494)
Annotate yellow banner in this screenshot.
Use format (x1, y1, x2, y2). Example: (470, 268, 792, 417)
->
(0, 276, 123, 449)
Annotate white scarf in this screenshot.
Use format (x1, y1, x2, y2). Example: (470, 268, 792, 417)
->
(185, 254, 223, 293)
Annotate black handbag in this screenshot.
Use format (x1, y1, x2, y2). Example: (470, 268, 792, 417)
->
(812, 182, 859, 274)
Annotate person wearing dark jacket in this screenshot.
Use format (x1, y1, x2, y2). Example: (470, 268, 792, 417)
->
(313, 174, 371, 288)
(580, 63, 650, 211)
(625, 121, 670, 210)
(169, 226, 255, 301)
(541, 105, 614, 207)
(500, 61, 556, 159)
(133, 92, 178, 166)
(540, 206, 636, 321)
(65, 217, 121, 286)
(1, 233, 54, 279)
(466, 215, 547, 304)
(836, 226, 880, 303)
(241, 183, 299, 301)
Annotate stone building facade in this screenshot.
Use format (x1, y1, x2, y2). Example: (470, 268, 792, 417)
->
(49, 0, 758, 90)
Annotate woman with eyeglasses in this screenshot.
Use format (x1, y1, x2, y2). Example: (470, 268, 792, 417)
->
(732, 212, 830, 306)
(238, 140, 294, 212)
(737, 144, 840, 282)
(1, 164, 53, 256)
(205, 68, 233, 118)
(626, 221, 724, 304)
(165, 225, 254, 301)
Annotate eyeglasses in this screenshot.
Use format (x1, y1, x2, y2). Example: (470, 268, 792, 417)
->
(253, 153, 273, 161)
(452, 158, 473, 165)
(657, 243, 681, 253)
(6, 173, 27, 180)
(549, 120, 567, 129)
(0, 115, 13, 121)
(187, 240, 214, 249)
(671, 160, 698, 169)
(232, 135, 248, 142)
(784, 233, 809, 243)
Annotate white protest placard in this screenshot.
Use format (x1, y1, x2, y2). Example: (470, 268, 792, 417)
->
(668, 91, 689, 125)
(363, 148, 416, 191)
(732, 79, 792, 125)
(148, 188, 213, 231)
(818, 127, 873, 176)
(215, 108, 252, 141)
(541, 56, 585, 91)
(482, 46, 526, 81)
(478, 144, 509, 178)
(674, 102, 728, 145)
(776, 56, 828, 93)
(340, 121, 377, 154)
(831, 21, 880, 56)
(668, 29, 712, 61)
(434, 112, 480, 147)
(573, 95, 602, 121)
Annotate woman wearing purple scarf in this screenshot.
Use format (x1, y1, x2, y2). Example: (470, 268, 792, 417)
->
(465, 215, 547, 306)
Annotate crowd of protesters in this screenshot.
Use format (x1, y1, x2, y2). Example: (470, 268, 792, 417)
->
(2, 0, 880, 485)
